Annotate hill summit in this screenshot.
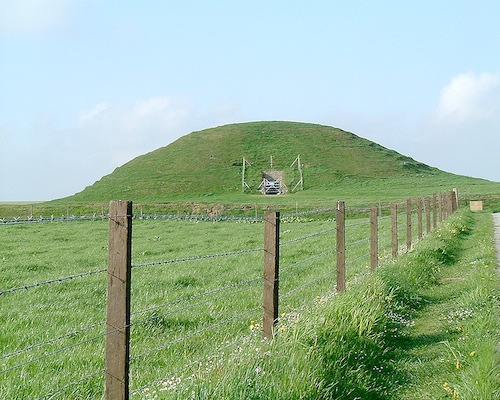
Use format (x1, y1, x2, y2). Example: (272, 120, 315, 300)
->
(69, 121, 440, 202)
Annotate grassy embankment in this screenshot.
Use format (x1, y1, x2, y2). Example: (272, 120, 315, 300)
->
(138, 209, 500, 399)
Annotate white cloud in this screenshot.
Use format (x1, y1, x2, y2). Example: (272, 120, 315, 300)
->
(0, 0, 77, 37)
(409, 71, 500, 182)
(1, 95, 246, 200)
(434, 71, 500, 125)
(78, 102, 110, 124)
(77, 96, 196, 167)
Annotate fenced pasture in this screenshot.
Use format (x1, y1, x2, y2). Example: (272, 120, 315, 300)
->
(0, 192, 456, 398)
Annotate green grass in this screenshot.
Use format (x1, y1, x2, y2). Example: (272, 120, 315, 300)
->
(1, 212, 380, 398)
(132, 209, 499, 399)
(389, 211, 500, 399)
(1, 205, 498, 398)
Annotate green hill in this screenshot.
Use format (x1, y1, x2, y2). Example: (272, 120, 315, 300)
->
(64, 121, 500, 206)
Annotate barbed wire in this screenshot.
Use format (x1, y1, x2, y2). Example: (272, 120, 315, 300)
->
(130, 306, 261, 362)
(130, 330, 257, 396)
(0, 321, 105, 363)
(281, 268, 337, 299)
(345, 219, 369, 228)
(0, 214, 110, 225)
(280, 226, 336, 246)
(346, 251, 370, 265)
(36, 369, 105, 400)
(0, 329, 107, 376)
(0, 268, 107, 296)
(280, 248, 335, 275)
(281, 206, 337, 218)
(132, 247, 262, 269)
(132, 276, 261, 325)
(346, 237, 370, 248)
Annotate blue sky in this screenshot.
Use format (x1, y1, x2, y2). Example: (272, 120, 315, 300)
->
(1, 1, 500, 201)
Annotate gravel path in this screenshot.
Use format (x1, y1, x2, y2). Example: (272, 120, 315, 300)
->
(493, 213, 500, 266)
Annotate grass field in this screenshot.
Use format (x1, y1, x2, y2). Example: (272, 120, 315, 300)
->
(1, 208, 390, 398)
(1, 201, 498, 398)
(132, 210, 499, 399)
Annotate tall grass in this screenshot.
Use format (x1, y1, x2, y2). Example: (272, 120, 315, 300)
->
(1, 213, 374, 398)
(2, 208, 497, 399)
(136, 209, 499, 399)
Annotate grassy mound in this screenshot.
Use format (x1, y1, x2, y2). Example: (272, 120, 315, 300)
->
(61, 121, 500, 205)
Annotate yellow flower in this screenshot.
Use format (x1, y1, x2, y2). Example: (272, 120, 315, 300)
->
(456, 360, 461, 369)
(470, 351, 476, 357)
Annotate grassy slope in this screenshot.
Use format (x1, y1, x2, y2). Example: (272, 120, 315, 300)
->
(60, 121, 500, 206)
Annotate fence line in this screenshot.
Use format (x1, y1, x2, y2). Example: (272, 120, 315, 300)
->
(105, 191, 458, 398)
(0, 190, 459, 398)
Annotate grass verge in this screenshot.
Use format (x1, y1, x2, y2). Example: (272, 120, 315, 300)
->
(139, 209, 499, 399)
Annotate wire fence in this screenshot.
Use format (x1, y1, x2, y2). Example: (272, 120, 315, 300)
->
(0, 191, 459, 398)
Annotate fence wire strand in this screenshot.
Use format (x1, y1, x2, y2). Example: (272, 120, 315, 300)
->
(0, 330, 107, 376)
(132, 277, 261, 326)
(130, 330, 257, 396)
(131, 306, 261, 362)
(0, 321, 105, 362)
(36, 369, 105, 400)
(132, 247, 262, 269)
(280, 248, 335, 275)
(0, 268, 107, 296)
(280, 227, 336, 245)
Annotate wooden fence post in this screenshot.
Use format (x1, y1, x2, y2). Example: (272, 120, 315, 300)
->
(106, 201, 132, 400)
(406, 199, 412, 251)
(445, 192, 450, 217)
(432, 194, 438, 229)
(425, 197, 431, 234)
(449, 190, 455, 215)
(439, 193, 443, 222)
(336, 201, 346, 292)
(452, 188, 459, 212)
(391, 203, 398, 259)
(417, 198, 423, 240)
(263, 211, 280, 340)
(370, 205, 378, 270)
